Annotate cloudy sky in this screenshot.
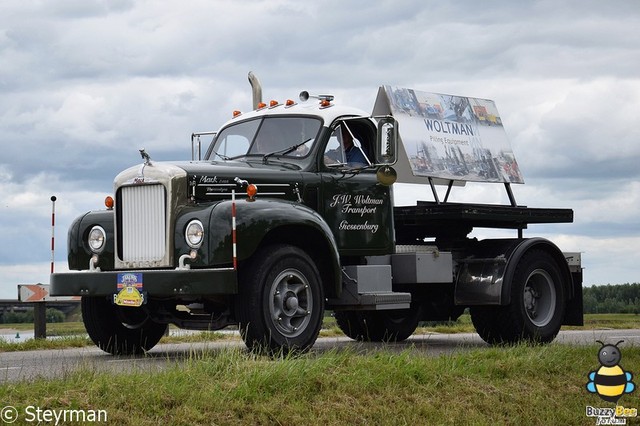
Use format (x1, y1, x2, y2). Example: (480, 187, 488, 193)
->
(0, 0, 639, 299)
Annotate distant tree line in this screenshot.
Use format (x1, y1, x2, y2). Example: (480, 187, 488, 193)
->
(583, 283, 640, 314)
(0, 308, 65, 324)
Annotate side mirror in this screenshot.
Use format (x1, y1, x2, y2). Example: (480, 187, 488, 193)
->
(375, 116, 398, 165)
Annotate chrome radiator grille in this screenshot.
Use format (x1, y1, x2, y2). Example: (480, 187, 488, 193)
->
(119, 184, 166, 263)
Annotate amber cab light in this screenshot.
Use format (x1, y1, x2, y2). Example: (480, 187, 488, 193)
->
(269, 100, 279, 107)
(257, 102, 267, 109)
(232, 110, 242, 118)
(320, 99, 331, 108)
(246, 184, 258, 200)
(285, 99, 295, 106)
(105, 196, 114, 210)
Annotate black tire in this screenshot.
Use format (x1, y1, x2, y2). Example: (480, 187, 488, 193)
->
(334, 311, 369, 341)
(471, 249, 565, 344)
(335, 306, 421, 342)
(373, 306, 422, 342)
(81, 296, 167, 355)
(469, 305, 503, 345)
(236, 244, 324, 355)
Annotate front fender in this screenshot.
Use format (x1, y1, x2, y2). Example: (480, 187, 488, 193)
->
(200, 198, 341, 297)
(499, 237, 574, 305)
(67, 210, 114, 271)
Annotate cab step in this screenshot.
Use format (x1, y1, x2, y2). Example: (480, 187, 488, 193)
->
(327, 265, 411, 310)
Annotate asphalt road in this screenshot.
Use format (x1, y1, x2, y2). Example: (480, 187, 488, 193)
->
(2, 329, 639, 383)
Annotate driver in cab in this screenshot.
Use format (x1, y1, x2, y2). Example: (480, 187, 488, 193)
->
(325, 125, 369, 168)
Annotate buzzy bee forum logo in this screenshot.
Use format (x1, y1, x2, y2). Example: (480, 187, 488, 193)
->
(585, 340, 637, 425)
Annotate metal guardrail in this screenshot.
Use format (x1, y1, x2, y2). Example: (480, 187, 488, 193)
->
(2, 284, 81, 339)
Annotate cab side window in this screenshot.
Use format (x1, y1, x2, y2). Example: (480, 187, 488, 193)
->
(324, 122, 372, 168)
(324, 130, 345, 164)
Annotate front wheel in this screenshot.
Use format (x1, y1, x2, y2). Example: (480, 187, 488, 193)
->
(81, 296, 167, 355)
(236, 244, 324, 355)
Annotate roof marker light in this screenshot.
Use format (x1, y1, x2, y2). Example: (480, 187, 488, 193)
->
(233, 110, 242, 118)
(320, 99, 332, 108)
(269, 100, 279, 107)
(257, 102, 267, 109)
(285, 99, 296, 107)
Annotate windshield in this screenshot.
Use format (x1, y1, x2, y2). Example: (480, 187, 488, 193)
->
(207, 116, 322, 160)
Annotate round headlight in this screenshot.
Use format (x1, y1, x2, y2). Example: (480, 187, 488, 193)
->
(185, 220, 204, 248)
(88, 225, 106, 253)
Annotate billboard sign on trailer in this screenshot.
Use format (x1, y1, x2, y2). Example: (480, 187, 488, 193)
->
(373, 86, 524, 184)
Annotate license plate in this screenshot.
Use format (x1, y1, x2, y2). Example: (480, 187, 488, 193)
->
(114, 273, 145, 307)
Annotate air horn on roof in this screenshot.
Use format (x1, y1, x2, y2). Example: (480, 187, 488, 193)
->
(299, 91, 334, 102)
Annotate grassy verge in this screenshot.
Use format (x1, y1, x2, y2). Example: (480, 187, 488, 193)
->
(576, 313, 640, 330)
(1, 313, 639, 352)
(0, 321, 87, 335)
(0, 336, 91, 352)
(1, 343, 635, 425)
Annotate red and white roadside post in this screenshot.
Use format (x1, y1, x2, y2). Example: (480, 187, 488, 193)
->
(34, 195, 57, 338)
(50, 195, 56, 274)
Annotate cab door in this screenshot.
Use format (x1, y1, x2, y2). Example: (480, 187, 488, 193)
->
(319, 119, 394, 256)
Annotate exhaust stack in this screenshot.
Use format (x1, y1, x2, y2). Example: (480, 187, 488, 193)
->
(248, 71, 262, 109)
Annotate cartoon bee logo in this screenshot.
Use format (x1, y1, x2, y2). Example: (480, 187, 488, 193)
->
(586, 340, 635, 403)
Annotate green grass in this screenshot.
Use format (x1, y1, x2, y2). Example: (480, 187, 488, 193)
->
(0, 321, 87, 335)
(0, 336, 91, 352)
(1, 313, 639, 352)
(159, 331, 233, 344)
(0, 331, 233, 352)
(579, 313, 640, 330)
(2, 344, 636, 425)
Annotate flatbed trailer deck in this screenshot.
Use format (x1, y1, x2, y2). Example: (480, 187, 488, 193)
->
(394, 201, 573, 241)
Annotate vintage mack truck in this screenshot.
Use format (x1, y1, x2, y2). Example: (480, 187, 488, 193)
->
(51, 73, 583, 355)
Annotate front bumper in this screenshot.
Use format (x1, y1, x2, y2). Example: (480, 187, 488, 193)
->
(50, 268, 238, 297)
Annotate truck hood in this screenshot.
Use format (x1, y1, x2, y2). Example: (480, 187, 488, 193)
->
(114, 159, 307, 203)
(171, 159, 303, 178)
(115, 159, 303, 184)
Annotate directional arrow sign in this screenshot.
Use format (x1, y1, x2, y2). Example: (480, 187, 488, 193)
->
(18, 284, 80, 302)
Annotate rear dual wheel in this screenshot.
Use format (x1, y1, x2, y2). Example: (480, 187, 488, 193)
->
(471, 249, 565, 344)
